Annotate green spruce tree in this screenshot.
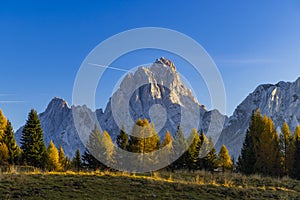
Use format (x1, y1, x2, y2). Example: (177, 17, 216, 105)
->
(237, 128, 256, 175)
(186, 128, 201, 170)
(171, 124, 187, 170)
(201, 136, 217, 172)
(20, 109, 46, 168)
(82, 125, 104, 170)
(72, 149, 82, 172)
(116, 125, 128, 150)
(64, 156, 71, 171)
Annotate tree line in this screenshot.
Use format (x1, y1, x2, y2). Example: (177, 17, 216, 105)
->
(237, 109, 300, 179)
(0, 109, 82, 171)
(4, 107, 299, 179)
(0, 109, 233, 173)
(82, 118, 234, 172)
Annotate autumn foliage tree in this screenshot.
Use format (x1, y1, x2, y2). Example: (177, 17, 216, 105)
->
(127, 119, 160, 153)
(291, 126, 300, 179)
(0, 109, 7, 140)
(255, 116, 282, 176)
(2, 120, 20, 164)
(238, 110, 283, 177)
(160, 131, 174, 168)
(0, 142, 9, 165)
(58, 146, 67, 170)
(0, 109, 8, 165)
(279, 122, 291, 175)
(217, 145, 233, 171)
(46, 140, 60, 171)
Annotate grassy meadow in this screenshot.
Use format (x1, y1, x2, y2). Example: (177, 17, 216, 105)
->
(0, 168, 300, 199)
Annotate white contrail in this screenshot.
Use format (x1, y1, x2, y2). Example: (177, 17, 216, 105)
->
(0, 101, 25, 104)
(88, 63, 135, 73)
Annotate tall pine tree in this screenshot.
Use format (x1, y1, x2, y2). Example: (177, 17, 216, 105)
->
(20, 109, 46, 168)
(72, 149, 82, 172)
(171, 124, 187, 170)
(116, 125, 128, 150)
(237, 109, 263, 175)
(236, 111, 260, 175)
(82, 125, 103, 170)
(237, 110, 284, 176)
(186, 128, 201, 170)
(237, 128, 256, 175)
(198, 133, 218, 172)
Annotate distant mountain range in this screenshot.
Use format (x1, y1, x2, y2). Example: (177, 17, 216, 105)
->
(217, 77, 300, 159)
(15, 58, 300, 159)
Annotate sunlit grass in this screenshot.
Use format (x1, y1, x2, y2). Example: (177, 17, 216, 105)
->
(1, 167, 300, 199)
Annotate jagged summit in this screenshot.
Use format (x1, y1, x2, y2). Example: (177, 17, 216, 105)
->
(15, 58, 228, 158)
(100, 58, 209, 138)
(46, 97, 70, 111)
(154, 57, 176, 71)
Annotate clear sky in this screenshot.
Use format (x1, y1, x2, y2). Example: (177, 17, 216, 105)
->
(1, 0, 300, 130)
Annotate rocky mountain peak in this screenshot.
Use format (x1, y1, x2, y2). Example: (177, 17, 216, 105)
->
(218, 77, 300, 160)
(102, 58, 203, 137)
(292, 77, 300, 91)
(154, 57, 176, 71)
(45, 97, 70, 112)
(16, 58, 227, 158)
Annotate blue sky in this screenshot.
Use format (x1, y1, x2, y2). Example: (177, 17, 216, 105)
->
(1, 0, 300, 130)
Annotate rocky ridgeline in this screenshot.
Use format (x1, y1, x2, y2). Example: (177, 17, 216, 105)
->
(16, 58, 300, 159)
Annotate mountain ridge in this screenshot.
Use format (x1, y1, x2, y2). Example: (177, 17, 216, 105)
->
(15, 58, 300, 160)
(217, 76, 300, 159)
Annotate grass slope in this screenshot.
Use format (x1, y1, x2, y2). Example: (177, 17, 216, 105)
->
(0, 171, 300, 199)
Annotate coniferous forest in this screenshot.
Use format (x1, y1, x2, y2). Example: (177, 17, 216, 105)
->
(1, 108, 300, 199)
(1, 108, 300, 181)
